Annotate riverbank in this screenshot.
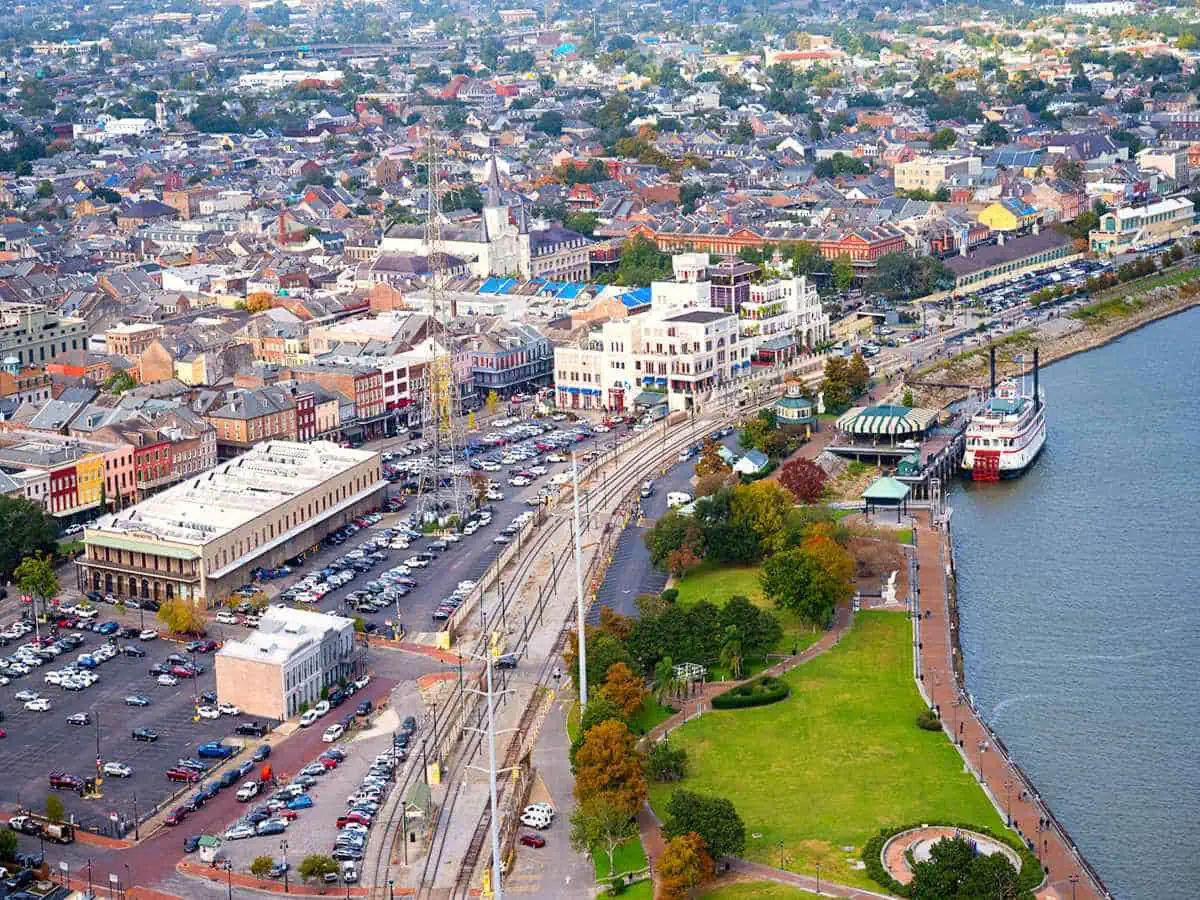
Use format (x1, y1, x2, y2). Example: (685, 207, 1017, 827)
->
(912, 510, 1109, 900)
(906, 272, 1200, 409)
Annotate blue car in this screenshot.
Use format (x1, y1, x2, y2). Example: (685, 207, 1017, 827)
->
(252, 744, 271, 762)
(97, 621, 120, 635)
(286, 794, 313, 810)
(77, 655, 99, 669)
(197, 742, 234, 759)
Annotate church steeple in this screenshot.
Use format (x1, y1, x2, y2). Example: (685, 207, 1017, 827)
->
(486, 148, 502, 207)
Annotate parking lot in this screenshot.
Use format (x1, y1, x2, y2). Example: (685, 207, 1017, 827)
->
(0, 627, 249, 833)
(214, 416, 635, 639)
(212, 679, 424, 886)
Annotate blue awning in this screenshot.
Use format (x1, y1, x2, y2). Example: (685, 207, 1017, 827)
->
(655, 378, 668, 386)
(643, 376, 655, 385)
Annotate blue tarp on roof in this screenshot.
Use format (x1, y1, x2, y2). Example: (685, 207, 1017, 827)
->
(558, 282, 585, 299)
(620, 288, 652, 307)
(497, 277, 518, 294)
(479, 277, 505, 294)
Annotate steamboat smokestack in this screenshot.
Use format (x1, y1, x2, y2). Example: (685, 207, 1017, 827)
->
(1033, 347, 1040, 412)
(989, 345, 996, 397)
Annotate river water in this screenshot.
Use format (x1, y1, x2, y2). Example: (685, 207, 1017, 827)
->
(951, 307, 1200, 900)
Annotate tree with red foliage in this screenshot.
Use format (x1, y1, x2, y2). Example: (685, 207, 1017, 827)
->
(778, 458, 828, 503)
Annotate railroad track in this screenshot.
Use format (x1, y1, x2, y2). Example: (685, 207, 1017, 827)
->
(443, 407, 746, 897)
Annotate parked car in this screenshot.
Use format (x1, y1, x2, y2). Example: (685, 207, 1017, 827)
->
(103, 762, 132, 778)
(132, 727, 158, 742)
(519, 833, 546, 848)
(322, 723, 344, 743)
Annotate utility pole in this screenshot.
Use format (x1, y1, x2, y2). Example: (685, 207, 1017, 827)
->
(571, 451, 587, 706)
(484, 648, 503, 900)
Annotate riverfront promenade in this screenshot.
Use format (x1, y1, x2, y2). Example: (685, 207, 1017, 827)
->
(913, 509, 1107, 900)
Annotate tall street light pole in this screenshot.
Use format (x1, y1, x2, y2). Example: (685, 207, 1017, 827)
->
(570, 452, 587, 706)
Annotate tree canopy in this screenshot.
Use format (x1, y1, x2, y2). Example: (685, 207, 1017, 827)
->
(0, 496, 59, 579)
(662, 789, 746, 858)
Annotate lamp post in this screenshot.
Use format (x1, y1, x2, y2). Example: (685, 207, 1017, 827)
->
(132, 793, 139, 841)
(388, 878, 395, 900)
(123, 863, 131, 898)
(776, 840, 784, 869)
(223, 860, 233, 900)
(976, 739, 987, 782)
(1069, 873, 1080, 900)
(816, 862, 822, 895)
(1004, 778, 1013, 827)
(280, 838, 289, 894)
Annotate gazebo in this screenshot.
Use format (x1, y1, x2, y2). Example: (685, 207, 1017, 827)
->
(862, 476, 911, 522)
(774, 382, 817, 437)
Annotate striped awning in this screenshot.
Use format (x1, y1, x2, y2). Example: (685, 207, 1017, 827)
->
(836, 404, 938, 436)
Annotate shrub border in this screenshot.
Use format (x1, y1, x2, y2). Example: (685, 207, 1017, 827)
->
(710, 675, 790, 709)
(863, 821, 1045, 898)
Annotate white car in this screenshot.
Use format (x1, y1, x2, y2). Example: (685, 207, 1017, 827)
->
(322, 724, 344, 743)
(197, 706, 220, 719)
(24, 698, 51, 712)
(138, 630, 158, 641)
(354, 674, 371, 690)
(224, 824, 255, 841)
(299, 709, 319, 727)
(218, 702, 240, 716)
(157, 674, 178, 687)
(593, 424, 610, 433)
(215, 612, 238, 625)
(235, 781, 260, 802)
(313, 700, 330, 717)
(14, 689, 38, 702)
(103, 762, 132, 778)
(524, 802, 556, 818)
(403, 556, 429, 569)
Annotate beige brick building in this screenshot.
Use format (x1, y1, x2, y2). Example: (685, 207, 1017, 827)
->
(894, 155, 981, 193)
(77, 441, 384, 607)
(215, 606, 363, 720)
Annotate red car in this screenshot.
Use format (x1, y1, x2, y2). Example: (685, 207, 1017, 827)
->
(164, 807, 187, 826)
(336, 813, 372, 829)
(169, 665, 197, 679)
(318, 756, 338, 770)
(166, 768, 200, 783)
(276, 808, 298, 821)
(519, 833, 545, 848)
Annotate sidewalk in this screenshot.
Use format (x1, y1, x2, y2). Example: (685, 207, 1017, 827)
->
(912, 510, 1104, 900)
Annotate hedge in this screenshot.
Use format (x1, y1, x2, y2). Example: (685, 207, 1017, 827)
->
(862, 821, 1043, 898)
(711, 675, 790, 710)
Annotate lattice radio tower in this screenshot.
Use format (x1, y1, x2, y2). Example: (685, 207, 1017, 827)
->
(415, 134, 466, 526)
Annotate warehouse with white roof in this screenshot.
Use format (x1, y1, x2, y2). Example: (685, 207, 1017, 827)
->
(76, 440, 384, 607)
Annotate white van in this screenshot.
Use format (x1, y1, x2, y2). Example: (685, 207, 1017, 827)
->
(666, 491, 692, 509)
(520, 809, 553, 829)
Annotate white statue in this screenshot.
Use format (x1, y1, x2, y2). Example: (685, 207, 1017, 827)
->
(883, 570, 898, 605)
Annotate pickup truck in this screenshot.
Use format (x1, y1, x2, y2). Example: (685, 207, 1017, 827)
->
(48, 772, 83, 792)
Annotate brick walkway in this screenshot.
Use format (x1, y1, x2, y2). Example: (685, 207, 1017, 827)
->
(912, 510, 1106, 900)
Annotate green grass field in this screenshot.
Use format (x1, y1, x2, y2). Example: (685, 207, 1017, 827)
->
(593, 835, 649, 881)
(702, 881, 823, 899)
(673, 561, 820, 659)
(628, 697, 674, 735)
(648, 612, 1001, 889)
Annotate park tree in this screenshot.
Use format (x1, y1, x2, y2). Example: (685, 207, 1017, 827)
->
(564, 629, 634, 695)
(730, 481, 793, 555)
(930, 127, 957, 150)
(644, 511, 706, 568)
(719, 596, 782, 660)
(0, 498, 58, 579)
(298, 853, 339, 887)
(569, 797, 637, 880)
(821, 355, 853, 413)
(485, 390, 500, 413)
(246, 292, 274, 313)
(250, 856, 274, 880)
(719, 625, 743, 678)
(601, 662, 646, 717)
(658, 832, 716, 900)
(909, 836, 1022, 900)
(614, 234, 673, 286)
(45, 793, 65, 823)
(665, 545, 703, 577)
(15, 552, 58, 624)
(581, 696, 627, 734)
(647, 740, 689, 782)
(977, 121, 1009, 146)
(778, 457, 828, 503)
(0, 829, 16, 861)
(788, 241, 825, 277)
(652, 656, 676, 702)
(694, 439, 730, 478)
(847, 351, 871, 396)
(156, 597, 208, 636)
(833, 255, 855, 292)
(573, 719, 647, 816)
(800, 528, 856, 597)
(761, 547, 848, 628)
(535, 110, 563, 135)
(662, 789, 746, 858)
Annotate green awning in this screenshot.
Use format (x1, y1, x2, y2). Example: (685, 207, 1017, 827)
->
(862, 477, 911, 503)
(836, 404, 937, 436)
(85, 532, 201, 560)
(633, 391, 667, 407)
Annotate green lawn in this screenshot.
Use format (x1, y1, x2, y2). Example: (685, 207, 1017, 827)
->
(702, 881, 823, 899)
(593, 835, 648, 881)
(648, 612, 1001, 890)
(674, 561, 821, 658)
(628, 697, 674, 736)
(618, 880, 654, 900)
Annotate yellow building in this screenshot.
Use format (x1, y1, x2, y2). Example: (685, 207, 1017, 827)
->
(75, 453, 106, 509)
(978, 199, 1040, 232)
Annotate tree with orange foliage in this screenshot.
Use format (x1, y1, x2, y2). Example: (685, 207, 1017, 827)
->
(658, 832, 715, 900)
(801, 525, 856, 599)
(246, 292, 274, 313)
(573, 719, 647, 817)
(600, 662, 646, 718)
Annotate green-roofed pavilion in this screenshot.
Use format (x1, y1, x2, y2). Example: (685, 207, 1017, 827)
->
(862, 476, 911, 521)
